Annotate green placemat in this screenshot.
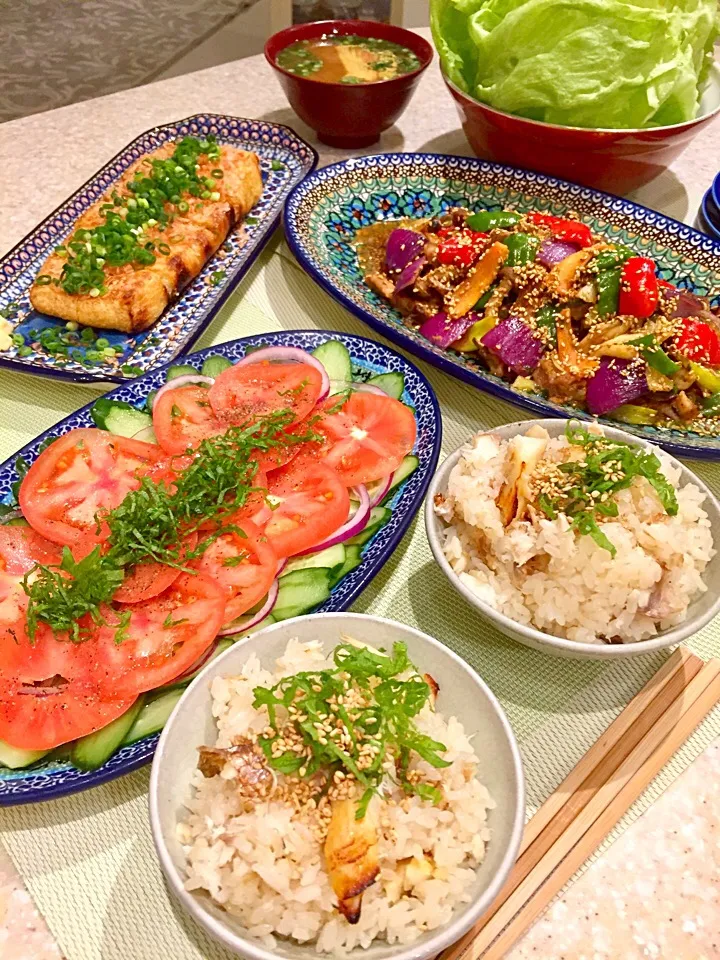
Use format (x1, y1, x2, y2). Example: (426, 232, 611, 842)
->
(2, 243, 719, 960)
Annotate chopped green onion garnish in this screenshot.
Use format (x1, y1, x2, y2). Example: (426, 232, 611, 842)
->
(35, 275, 52, 286)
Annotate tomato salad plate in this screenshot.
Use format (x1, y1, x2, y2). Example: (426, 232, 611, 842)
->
(0, 114, 317, 385)
(0, 331, 440, 804)
(284, 152, 720, 460)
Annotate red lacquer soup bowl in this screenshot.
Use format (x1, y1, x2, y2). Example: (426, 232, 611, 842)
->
(266, 20, 433, 149)
(443, 67, 720, 195)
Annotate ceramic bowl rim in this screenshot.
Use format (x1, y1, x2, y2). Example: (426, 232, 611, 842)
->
(149, 611, 526, 960)
(265, 19, 433, 89)
(424, 419, 720, 659)
(442, 63, 720, 136)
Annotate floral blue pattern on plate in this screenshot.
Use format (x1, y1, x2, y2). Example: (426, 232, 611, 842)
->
(0, 115, 317, 385)
(0, 330, 441, 804)
(284, 152, 720, 460)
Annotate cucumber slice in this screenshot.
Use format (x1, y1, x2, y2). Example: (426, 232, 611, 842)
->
(312, 341, 351, 382)
(166, 363, 200, 381)
(273, 569, 332, 621)
(383, 454, 419, 502)
(366, 372, 405, 399)
(70, 697, 145, 771)
(5, 517, 29, 527)
(281, 544, 346, 578)
(91, 398, 152, 438)
(201, 354, 233, 378)
(0, 740, 50, 769)
(328, 544, 363, 587)
(347, 506, 392, 546)
(121, 689, 184, 746)
(145, 389, 158, 413)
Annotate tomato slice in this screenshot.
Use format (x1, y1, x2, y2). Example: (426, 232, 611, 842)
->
(263, 458, 350, 558)
(0, 620, 96, 687)
(314, 392, 417, 486)
(112, 532, 199, 604)
(0, 680, 135, 750)
(91, 572, 226, 697)
(0, 526, 65, 679)
(191, 520, 277, 624)
(0, 525, 63, 574)
(209, 361, 323, 427)
(19, 428, 163, 548)
(153, 385, 227, 456)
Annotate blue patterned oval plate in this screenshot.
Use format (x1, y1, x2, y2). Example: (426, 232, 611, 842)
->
(284, 152, 720, 460)
(0, 330, 441, 804)
(0, 114, 317, 385)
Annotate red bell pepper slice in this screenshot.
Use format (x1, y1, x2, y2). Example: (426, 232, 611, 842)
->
(674, 317, 720, 366)
(618, 256, 659, 319)
(436, 227, 488, 268)
(527, 213, 593, 248)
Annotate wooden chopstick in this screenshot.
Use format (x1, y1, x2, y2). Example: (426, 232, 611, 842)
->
(439, 652, 720, 960)
(439, 647, 703, 960)
(477, 659, 720, 960)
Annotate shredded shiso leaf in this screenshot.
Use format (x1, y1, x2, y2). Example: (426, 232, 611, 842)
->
(253, 642, 449, 819)
(537, 422, 678, 557)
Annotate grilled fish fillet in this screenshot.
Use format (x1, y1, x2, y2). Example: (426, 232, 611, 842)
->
(324, 795, 380, 924)
(29, 144, 262, 333)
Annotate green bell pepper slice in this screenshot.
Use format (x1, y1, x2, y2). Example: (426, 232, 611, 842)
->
(690, 361, 720, 394)
(466, 209, 522, 232)
(535, 303, 558, 347)
(504, 233, 540, 267)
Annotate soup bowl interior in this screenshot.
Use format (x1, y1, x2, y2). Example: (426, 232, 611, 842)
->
(150, 612, 525, 960)
(425, 419, 720, 660)
(265, 21, 433, 148)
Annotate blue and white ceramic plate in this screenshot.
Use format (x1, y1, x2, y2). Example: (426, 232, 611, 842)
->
(284, 152, 720, 460)
(0, 330, 441, 804)
(0, 115, 317, 385)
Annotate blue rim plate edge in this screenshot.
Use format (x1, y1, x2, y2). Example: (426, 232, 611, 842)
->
(0, 114, 319, 387)
(283, 151, 720, 462)
(0, 329, 442, 804)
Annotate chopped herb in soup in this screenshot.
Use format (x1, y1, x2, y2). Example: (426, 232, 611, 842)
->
(276, 34, 421, 84)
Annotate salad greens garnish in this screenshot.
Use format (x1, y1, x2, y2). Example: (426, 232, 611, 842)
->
(536, 422, 678, 557)
(253, 641, 449, 819)
(22, 409, 320, 641)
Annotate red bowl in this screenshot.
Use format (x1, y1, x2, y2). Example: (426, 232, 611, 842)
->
(265, 20, 432, 149)
(443, 67, 720, 194)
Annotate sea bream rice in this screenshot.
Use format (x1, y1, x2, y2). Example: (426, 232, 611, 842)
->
(434, 424, 715, 644)
(177, 638, 495, 953)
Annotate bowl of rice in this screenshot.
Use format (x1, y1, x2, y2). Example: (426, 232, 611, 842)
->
(426, 419, 720, 659)
(149, 612, 525, 959)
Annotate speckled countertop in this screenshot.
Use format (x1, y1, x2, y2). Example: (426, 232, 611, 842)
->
(1, 30, 720, 959)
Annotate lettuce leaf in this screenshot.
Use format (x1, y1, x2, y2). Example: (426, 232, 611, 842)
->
(430, 0, 719, 128)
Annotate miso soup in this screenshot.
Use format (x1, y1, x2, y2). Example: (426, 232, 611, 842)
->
(276, 34, 421, 84)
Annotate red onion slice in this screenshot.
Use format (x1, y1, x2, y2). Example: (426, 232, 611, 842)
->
(131, 425, 158, 444)
(235, 346, 330, 401)
(537, 239, 579, 267)
(586, 357, 648, 416)
(169, 641, 219, 684)
(367, 473, 392, 507)
(385, 229, 425, 272)
(276, 558, 288, 576)
(329, 380, 387, 398)
(219, 579, 279, 636)
(296, 484, 370, 556)
(154, 374, 215, 409)
(419, 311, 479, 349)
(394, 257, 426, 295)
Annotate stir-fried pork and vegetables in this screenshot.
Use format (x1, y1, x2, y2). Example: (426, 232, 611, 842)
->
(358, 208, 720, 433)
